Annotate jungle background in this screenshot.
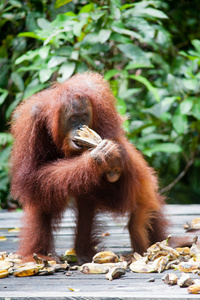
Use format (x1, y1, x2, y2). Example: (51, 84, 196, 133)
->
(0, 0, 200, 207)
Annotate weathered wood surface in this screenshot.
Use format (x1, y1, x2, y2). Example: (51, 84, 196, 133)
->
(0, 204, 200, 299)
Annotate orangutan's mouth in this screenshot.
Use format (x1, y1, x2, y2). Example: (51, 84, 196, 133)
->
(71, 139, 83, 150)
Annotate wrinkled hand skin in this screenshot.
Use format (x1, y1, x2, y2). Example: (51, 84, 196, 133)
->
(90, 139, 122, 183)
(90, 140, 119, 164)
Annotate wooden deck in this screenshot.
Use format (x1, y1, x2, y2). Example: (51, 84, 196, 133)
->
(0, 204, 200, 299)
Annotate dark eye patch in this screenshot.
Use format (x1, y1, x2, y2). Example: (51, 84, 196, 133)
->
(82, 113, 88, 120)
(71, 115, 78, 123)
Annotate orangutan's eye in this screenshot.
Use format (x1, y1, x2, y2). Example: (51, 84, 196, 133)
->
(71, 115, 78, 123)
(82, 113, 88, 121)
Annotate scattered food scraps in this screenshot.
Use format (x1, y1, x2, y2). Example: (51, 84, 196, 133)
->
(105, 267, 126, 281)
(80, 263, 109, 274)
(162, 273, 178, 285)
(8, 228, 20, 233)
(101, 232, 110, 237)
(1, 232, 200, 293)
(188, 284, 200, 294)
(62, 248, 77, 263)
(177, 273, 194, 287)
(68, 287, 80, 292)
(92, 251, 118, 264)
(184, 218, 200, 232)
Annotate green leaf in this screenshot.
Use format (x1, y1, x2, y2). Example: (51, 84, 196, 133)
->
(126, 62, 154, 69)
(37, 18, 52, 30)
(172, 114, 188, 134)
(76, 61, 87, 73)
(39, 69, 54, 83)
(0, 176, 9, 192)
(192, 101, 200, 120)
(73, 20, 88, 37)
(0, 89, 8, 105)
(2, 13, 16, 20)
(129, 74, 160, 102)
(24, 79, 47, 99)
(118, 76, 129, 98)
(121, 3, 135, 10)
(122, 119, 130, 133)
(160, 112, 172, 122)
(53, 12, 75, 26)
(43, 28, 73, 47)
(144, 143, 182, 157)
(0, 146, 12, 164)
(191, 39, 200, 54)
(79, 3, 94, 14)
(104, 69, 120, 81)
(18, 32, 41, 39)
(109, 80, 118, 96)
(98, 29, 111, 44)
(112, 24, 141, 40)
(10, 0, 22, 7)
(139, 133, 169, 144)
(71, 50, 79, 61)
(110, 32, 132, 43)
(147, 8, 168, 19)
(54, 0, 73, 9)
(110, 0, 121, 8)
(180, 98, 193, 114)
(110, 2, 121, 19)
(183, 79, 198, 91)
(116, 97, 126, 115)
(47, 56, 67, 68)
(38, 46, 50, 59)
(11, 72, 24, 92)
(81, 54, 96, 68)
(142, 97, 177, 118)
(82, 32, 99, 44)
(0, 133, 13, 146)
(17, 66, 41, 72)
(57, 62, 76, 82)
(15, 49, 40, 64)
(132, 7, 168, 19)
(130, 120, 144, 131)
(54, 46, 73, 57)
(6, 93, 23, 119)
(118, 44, 150, 65)
(121, 88, 141, 100)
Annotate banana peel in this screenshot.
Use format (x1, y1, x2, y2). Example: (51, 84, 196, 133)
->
(80, 263, 109, 274)
(188, 284, 200, 294)
(62, 248, 77, 263)
(92, 251, 118, 264)
(162, 273, 178, 285)
(0, 270, 9, 278)
(103, 261, 127, 269)
(13, 264, 39, 277)
(73, 125, 102, 148)
(0, 260, 13, 270)
(105, 267, 126, 281)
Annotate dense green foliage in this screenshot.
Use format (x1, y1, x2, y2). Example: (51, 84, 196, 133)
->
(1, 0, 200, 206)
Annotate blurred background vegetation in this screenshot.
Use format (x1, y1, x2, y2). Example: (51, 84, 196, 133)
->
(0, 0, 200, 208)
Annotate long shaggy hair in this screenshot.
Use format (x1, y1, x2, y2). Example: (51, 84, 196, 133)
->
(10, 72, 168, 261)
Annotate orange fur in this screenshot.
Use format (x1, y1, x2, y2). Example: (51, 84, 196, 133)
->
(10, 72, 168, 262)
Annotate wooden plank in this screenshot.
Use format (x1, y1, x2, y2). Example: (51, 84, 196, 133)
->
(0, 205, 200, 299)
(0, 271, 200, 299)
(0, 204, 200, 219)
